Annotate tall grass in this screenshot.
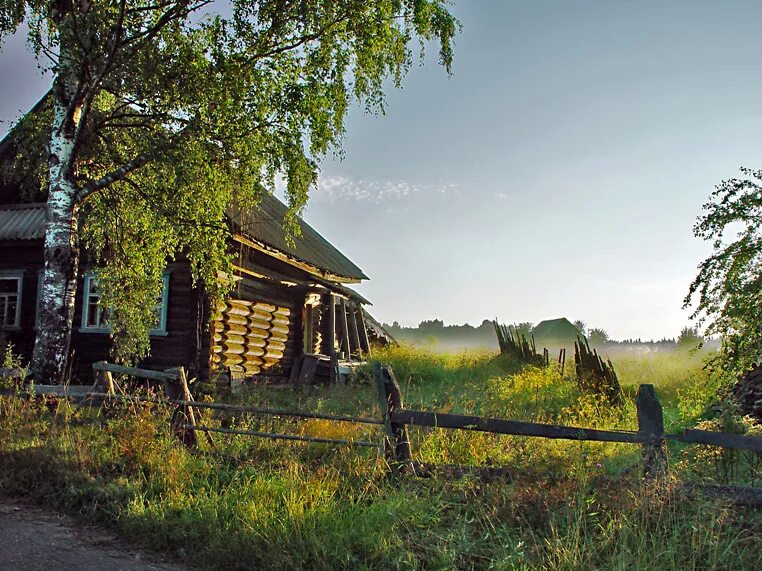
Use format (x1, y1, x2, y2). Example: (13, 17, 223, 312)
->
(1, 345, 760, 569)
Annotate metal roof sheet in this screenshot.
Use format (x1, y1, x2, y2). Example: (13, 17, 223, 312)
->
(0, 197, 368, 282)
(229, 193, 368, 282)
(0, 203, 45, 240)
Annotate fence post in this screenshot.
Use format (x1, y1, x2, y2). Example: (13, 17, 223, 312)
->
(374, 362, 413, 473)
(637, 384, 667, 481)
(164, 367, 197, 448)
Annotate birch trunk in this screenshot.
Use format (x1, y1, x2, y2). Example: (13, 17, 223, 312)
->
(30, 29, 82, 384)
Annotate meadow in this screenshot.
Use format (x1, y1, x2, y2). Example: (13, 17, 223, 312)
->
(1, 346, 761, 570)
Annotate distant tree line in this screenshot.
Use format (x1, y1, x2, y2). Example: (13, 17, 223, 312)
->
(384, 319, 707, 351)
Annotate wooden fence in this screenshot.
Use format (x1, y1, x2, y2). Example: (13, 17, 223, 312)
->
(2, 362, 761, 485)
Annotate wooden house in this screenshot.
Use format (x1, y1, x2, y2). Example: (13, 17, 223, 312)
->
(0, 197, 389, 386)
(0, 109, 391, 385)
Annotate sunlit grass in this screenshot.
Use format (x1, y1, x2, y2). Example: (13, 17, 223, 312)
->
(1, 345, 760, 569)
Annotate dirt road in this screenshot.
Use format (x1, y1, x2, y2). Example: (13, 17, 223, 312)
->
(0, 499, 189, 570)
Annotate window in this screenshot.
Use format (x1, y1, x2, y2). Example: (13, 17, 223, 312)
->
(150, 272, 170, 336)
(80, 272, 170, 335)
(81, 274, 108, 332)
(0, 271, 23, 329)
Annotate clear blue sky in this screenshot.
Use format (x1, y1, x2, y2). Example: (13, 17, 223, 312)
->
(3, 1, 762, 340)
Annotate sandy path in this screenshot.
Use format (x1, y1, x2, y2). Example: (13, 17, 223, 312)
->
(0, 499, 189, 570)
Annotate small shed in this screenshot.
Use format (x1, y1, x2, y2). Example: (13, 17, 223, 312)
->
(531, 318, 584, 347)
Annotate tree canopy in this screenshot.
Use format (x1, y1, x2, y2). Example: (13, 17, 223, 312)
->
(0, 0, 459, 370)
(686, 167, 762, 373)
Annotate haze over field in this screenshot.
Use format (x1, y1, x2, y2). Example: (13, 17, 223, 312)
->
(4, 1, 762, 340)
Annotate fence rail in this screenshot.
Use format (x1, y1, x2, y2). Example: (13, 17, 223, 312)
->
(2, 361, 761, 483)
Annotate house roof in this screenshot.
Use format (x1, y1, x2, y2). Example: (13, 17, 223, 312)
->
(228, 194, 368, 282)
(0, 196, 368, 282)
(532, 318, 584, 342)
(0, 93, 367, 283)
(0, 203, 46, 240)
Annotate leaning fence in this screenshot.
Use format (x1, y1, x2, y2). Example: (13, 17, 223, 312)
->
(2, 361, 761, 487)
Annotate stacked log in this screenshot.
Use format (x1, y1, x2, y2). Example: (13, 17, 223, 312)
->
(574, 335, 622, 404)
(731, 364, 762, 423)
(211, 299, 291, 375)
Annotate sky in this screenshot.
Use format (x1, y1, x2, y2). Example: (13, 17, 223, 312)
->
(2, 1, 762, 340)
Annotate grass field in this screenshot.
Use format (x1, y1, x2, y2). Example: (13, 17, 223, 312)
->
(1, 346, 761, 569)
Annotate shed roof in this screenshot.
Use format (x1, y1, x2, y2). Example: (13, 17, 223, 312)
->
(0, 203, 46, 240)
(532, 318, 584, 342)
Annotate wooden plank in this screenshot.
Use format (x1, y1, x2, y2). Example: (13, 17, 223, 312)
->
(92, 362, 178, 382)
(340, 298, 352, 365)
(0, 368, 25, 379)
(187, 424, 381, 448)
(673, 429, 762, 453)
(637, 384, 667, 480)
(358, 308, 372, 358)
(391, 409, 647, 444)
(295, 354, 319, 387)
(349, 305, 362, 360)
(328, 294, 337, 384)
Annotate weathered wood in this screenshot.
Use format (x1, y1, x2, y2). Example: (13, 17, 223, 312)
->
(340, 299, 352, 364)
(637, 384, 668, 480)
(358, 307, 372, 358)
(328, 294, 338, 384)
(92, 361, 179, 382)
(349, 305, 363, 360)
(295, 354, 319, 387)
(671, 429, 762, 453)
(187, 424, 381, 448)
(163, 368, 197, 448)
(374, 362, 413, 471)
(0, 367, 25, 379)
(392, 409, 648, 443)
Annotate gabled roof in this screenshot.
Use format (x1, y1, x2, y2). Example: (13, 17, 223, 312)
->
(228, 194, 368, 283)
(0, 196, 368, 283)
(532, 317, 584, 342)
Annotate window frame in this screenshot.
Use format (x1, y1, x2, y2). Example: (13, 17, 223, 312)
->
(79, 271, 171, 336)
(149, 272, 170, 337)
(79, 273, 110, 333)
(0, 270, 24, 330)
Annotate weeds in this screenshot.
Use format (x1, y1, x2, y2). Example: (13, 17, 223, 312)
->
(0, 345, 760, 569)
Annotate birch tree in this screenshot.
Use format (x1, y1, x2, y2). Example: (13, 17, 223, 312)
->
(0, 0, 458, 382)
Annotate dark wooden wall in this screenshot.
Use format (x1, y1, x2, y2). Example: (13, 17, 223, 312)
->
(0, 241, 199, 382)
(0, 240, 44, 359)
(69, 260, 196, 380)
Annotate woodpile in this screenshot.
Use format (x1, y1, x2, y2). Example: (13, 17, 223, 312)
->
(493, 320, 545, 365)
(574, 335, 622, 404)
(731, 364, 762, 423)
(211, 299, 291, 375)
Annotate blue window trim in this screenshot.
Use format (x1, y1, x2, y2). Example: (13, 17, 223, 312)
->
(149, 272, 170, 337)
(79, 271, 170, 336)
(79, 273, 109, 333)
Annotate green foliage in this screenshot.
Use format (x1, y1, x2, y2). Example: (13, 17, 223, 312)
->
(677, 325, 703, 349)
(587, 327, 609, 345)
(0, 0, 459, 362)
(686, 167, 762, 373)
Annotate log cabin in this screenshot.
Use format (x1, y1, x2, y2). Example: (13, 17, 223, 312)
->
(0, 107, 392, 387)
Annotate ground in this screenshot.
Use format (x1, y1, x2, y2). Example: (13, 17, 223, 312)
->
(0, 498, 188, 571)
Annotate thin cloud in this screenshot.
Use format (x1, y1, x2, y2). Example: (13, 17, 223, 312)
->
(315, 174, 457, 203)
